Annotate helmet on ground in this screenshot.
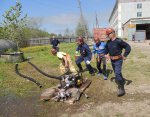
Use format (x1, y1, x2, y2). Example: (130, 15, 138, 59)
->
(106, 28, 115, 35)
(51, 48, 57, 55)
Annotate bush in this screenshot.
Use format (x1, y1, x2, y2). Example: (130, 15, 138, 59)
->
(5, 48, 16, 54)
(20, 45, 49, 53)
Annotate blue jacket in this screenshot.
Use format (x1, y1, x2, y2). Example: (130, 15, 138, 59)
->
(76, 43, 92, 58)
(93, 42, 106, 54)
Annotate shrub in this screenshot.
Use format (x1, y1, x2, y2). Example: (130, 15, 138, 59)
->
(20, 45, 49, 53)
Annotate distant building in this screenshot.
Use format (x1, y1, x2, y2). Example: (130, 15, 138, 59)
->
(109, 0, 150, 40)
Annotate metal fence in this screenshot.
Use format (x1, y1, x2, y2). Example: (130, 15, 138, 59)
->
(27, 37, 77, 46)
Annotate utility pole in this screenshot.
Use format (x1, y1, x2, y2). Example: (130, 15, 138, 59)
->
(77, 0, 88, 40)
(95, 12, 99, 28)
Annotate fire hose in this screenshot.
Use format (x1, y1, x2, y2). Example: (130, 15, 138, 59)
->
(15, 61, 81, 89)
(15, 63, 43, 88)
(15, 62, 90, 101)
(28, 61, 61, 80)
(27, 61, 82, 88)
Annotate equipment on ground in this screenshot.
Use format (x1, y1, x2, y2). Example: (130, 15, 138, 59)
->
(15, 61, 82, 89)
(15, 60, 91, 104)
(52, 89, 72, 102)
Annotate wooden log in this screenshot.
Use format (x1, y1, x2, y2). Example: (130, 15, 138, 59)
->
(40, 87, 58, 101)
(65, 79, 92, 104)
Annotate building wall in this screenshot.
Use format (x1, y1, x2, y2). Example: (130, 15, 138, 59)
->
(121, 1, 150, 24)
(109, 0, 150, 38)
(110, 11, 118, 34)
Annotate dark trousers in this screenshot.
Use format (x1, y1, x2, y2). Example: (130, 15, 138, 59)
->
(97, 57, 106, 75)
(111, 59, 124, 83)
(52, 46, 59, 52)
(76, 56, 94, 74)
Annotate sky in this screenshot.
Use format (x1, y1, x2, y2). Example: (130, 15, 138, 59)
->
(0, 0, 116, 34)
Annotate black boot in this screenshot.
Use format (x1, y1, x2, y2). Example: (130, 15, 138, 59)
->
(86, 64, 95, 76)
(77, 63, 83, 72)
(117, 81, 125, 97)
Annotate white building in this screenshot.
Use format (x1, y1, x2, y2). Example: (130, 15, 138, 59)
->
(109, 0, 150, 40)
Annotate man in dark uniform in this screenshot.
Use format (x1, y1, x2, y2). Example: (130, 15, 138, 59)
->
(105, 28, 131, 97)
(75, 37, 95, 76)
(51, 36, 60, 51)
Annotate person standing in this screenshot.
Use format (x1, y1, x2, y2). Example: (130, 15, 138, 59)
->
(105, 28, 131, 97)
(51, 36, 60, 51)
(132, 34, 135, 41)
(92, 37, 107, 80)
(75, 37, 95, 76)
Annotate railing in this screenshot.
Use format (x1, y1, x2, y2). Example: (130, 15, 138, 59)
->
(27, 37, 77, 46)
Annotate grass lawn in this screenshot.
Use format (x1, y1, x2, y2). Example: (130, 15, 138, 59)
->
(0, 43, 77, 96)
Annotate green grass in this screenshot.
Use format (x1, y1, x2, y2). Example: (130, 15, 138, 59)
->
(0, 43, 78, 97)
(0, 43, 150, 97)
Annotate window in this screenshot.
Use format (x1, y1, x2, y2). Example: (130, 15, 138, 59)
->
(137, 12, 142, 17)
(137, 3, 142, 9)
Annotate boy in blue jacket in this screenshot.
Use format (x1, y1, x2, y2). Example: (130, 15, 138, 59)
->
(92, 37, 107, 80)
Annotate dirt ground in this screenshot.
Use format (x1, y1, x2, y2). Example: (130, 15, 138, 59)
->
(65, 41, 150, 117)
(0, 41, 150, 117)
